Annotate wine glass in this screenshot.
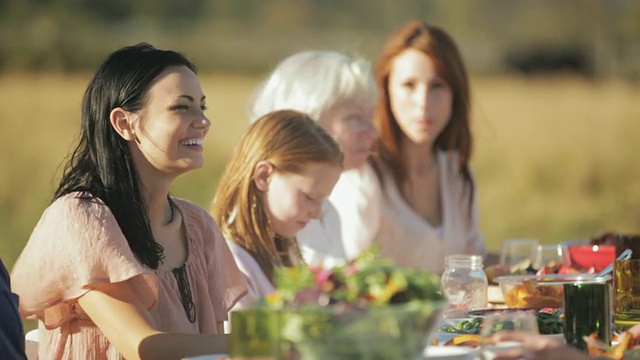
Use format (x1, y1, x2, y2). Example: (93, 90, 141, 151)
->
(480, 312, 539, 360)
(500, 238, 539, 273)
(532, 244, 572, 271)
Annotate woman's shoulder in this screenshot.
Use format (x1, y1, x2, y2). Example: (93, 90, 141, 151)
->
(43, 192, 112, 223)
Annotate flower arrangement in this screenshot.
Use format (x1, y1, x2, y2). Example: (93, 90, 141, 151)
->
(230, 248, 446, 360)
(267, 247, 444, 308)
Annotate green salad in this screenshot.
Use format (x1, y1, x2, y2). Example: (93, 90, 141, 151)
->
(439, 308, 564, 335)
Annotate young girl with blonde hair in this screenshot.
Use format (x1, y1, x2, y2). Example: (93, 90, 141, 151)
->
(211, 110, 343, 305)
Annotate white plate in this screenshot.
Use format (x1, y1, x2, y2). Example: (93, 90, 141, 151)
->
(424, 346, 478, 360)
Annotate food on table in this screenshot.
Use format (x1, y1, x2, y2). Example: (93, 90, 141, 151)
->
(484, 264, 511, 285)
(269, 247, 444, 307)
(443, 334, 482, 347)
(504, 279, 564, 308)
(535, 260, 583, 275)
(440, 318, 483, 335)
(585, 330, 639, 359)
(243, 247, 447, 359)
(485, 255, 586, 285)
(439, 308, 563, 336)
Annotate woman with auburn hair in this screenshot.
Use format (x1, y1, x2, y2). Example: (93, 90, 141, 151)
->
(370, 20, 486, 272)
(211, 110, 343, 306)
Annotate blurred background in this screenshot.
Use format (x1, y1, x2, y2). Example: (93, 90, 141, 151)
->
(1, 0, 640, 270)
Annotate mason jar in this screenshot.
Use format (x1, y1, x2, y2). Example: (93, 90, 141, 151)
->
(440, 254, 488, 318)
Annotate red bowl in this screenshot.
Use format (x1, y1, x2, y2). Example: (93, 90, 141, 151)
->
(567, 244, 615, 271)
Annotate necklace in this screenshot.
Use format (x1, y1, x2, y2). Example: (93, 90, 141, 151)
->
(173, 264, 197, 322)
(165, 196, 196, 323)
(166, 197, 175, 225)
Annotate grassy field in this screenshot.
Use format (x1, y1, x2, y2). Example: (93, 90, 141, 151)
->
(1, 73, 639, 273)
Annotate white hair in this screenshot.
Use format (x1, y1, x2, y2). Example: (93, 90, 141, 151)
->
(248, 51, 377, 123)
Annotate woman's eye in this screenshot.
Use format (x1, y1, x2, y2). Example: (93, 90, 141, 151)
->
(402, 81, 416, 89)
(431, 80, 447, 89)
(172, 104, 189, 111)
(201, 104, 208, 111)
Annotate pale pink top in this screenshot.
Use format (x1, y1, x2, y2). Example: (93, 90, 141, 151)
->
(11, 192, 247, 360)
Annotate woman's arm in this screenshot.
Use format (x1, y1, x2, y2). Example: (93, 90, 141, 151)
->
(78, 281, 228, 360)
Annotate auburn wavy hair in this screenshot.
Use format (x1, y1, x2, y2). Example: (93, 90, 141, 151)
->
(373, 20, 474, 199)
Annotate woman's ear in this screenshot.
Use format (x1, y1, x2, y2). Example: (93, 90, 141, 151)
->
(252, 160, 274, 192)
(110, 107, 137, 141)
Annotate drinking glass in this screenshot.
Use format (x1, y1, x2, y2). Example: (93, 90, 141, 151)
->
(532, 244, 571, 271)
(500, 238, 539, 273)
(480, 312, 539, 360)
(564, 278, 611, 351)
(614, 259, 640, 331)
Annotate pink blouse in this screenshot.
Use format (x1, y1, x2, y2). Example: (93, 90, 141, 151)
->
(11, 192, 247, 359)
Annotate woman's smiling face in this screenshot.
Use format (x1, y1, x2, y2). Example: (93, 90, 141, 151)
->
(129, 65, 211, 176)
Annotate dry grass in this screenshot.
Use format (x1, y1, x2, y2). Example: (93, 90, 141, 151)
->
(1, 73, 639, 270)
(472, 75, 640, 250)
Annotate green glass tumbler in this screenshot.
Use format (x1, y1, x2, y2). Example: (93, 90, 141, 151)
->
(563, 278, 611, 352)
(229, 308, 286, 359)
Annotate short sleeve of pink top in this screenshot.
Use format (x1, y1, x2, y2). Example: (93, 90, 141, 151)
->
(10, 192, 247, 360)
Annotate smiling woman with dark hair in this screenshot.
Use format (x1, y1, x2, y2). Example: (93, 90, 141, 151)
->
(10, 43, 246, 360)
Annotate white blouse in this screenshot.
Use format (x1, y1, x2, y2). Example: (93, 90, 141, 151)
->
(296, 200, 349, 267)
(225, 239, 274, 309)
(374, 151, 486, 273)
(296, 151, 485, 274)
(296, 164, 382, 267)
(329, 164, 383, 260)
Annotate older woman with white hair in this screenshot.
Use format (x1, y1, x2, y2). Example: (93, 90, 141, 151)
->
(248, 51, 380, 266)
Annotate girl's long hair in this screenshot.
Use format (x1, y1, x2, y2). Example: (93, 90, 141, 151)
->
(212, 110, 343, 280)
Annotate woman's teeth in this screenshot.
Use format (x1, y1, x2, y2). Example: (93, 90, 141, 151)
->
(181, 139, 203, 146)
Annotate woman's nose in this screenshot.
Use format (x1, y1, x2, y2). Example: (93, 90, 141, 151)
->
(195, 116, 211, 129)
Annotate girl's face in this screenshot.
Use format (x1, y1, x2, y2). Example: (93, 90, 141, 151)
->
(388, 48, 452, 147)
(256, 161, 341, 238)
(129, 65, 210, 177)
(319, 102, 376, 171)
